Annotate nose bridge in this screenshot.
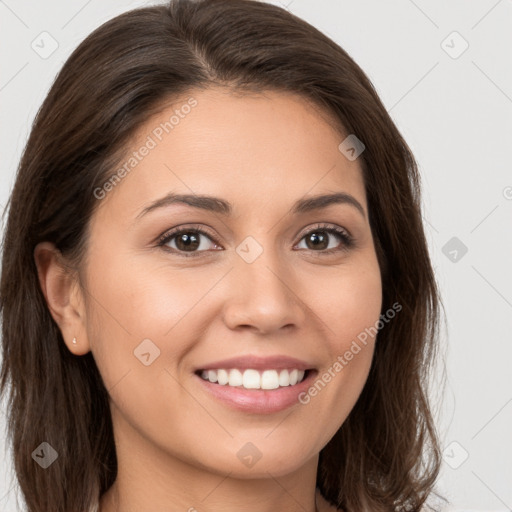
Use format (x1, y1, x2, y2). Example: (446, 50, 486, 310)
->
(223, 234, 305, 331)
(238, 234, 291, 298)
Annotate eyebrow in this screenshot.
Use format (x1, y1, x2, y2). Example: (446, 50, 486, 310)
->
(136, 191, 366, 220)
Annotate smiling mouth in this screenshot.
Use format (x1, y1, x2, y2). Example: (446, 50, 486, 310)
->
(195, 368, 313, 390)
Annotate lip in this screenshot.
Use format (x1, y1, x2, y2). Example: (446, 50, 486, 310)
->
(195, 355, 314, 372)
(194, 368, 318, 414)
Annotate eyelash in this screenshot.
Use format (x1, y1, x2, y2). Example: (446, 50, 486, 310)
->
(156, 223, 354, 258)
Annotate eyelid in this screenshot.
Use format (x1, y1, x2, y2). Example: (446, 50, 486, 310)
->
(156, 222, 354, 256)
(295, 222, 352, 241)
(156, 224, 221, 251)
(294, 223, 354, 255)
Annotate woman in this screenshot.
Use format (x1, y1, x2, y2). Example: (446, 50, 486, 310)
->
(0, 0, 446, 510)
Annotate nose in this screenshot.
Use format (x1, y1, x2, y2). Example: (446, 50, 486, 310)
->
(221, 248, 307, 335)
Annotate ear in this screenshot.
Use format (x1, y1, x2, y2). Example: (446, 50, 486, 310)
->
(33, 241, 91, 355)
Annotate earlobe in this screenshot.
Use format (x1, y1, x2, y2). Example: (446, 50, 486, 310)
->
(33, 241, 91, 355)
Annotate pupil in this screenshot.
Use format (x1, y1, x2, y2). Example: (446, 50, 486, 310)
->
(308, 232, 327, 250)
(174, 231, 330, 252)
(177, 232, 199, 251)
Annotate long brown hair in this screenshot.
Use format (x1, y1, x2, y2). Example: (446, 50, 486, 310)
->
(0, 1, 446, 510)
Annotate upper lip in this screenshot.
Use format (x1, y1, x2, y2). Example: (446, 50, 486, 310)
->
(196, 355, 315, 372)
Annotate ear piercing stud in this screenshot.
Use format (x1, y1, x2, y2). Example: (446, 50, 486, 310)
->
(72, 337, 77, 344)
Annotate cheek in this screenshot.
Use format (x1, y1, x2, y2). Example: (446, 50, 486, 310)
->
(82, 238, 383, 472)
(333, 268, 382, 389)
(301, 258, 382, 353)
(297, 258, 381, 424)
(335, 268, 382, 351)
(84, 246, 233, 401)
(87, 242, 382, 375)
(86, 246, 201, 336)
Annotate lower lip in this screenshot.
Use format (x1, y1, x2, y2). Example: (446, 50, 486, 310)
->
(195, 370, 317, 414)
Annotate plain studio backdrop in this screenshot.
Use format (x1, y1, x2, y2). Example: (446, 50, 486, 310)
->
(0, 1, 511, 511)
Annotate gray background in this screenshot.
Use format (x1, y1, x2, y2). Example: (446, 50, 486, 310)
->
(1, 0, 511, 510)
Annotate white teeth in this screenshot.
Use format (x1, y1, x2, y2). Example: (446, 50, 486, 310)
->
(199, 368, 307, 389)
(228, 369, 243, 387)
(217, 369, 229, 385)
(242, 369, 260, 389)
(278, 369, 289, 387)
(261, 370, 279, 389)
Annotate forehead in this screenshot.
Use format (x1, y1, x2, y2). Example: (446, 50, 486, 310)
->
(94, 87, 367, 223)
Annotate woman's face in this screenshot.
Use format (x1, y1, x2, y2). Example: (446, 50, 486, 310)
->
(82, 87, 382, 478)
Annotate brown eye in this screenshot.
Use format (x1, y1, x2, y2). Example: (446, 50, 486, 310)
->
(157, 223, 354, 258)
(296, 224, 353, 254)
(158, 226, 219, 257)
(174, 231, 201, 251)
(304, 231, 329, 250)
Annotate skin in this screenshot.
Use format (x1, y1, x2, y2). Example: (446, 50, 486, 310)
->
(34, 87, 382, 512)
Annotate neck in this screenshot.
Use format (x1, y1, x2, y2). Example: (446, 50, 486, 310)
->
(100, 475, 321, 512)
(99, 413, 322, 512)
